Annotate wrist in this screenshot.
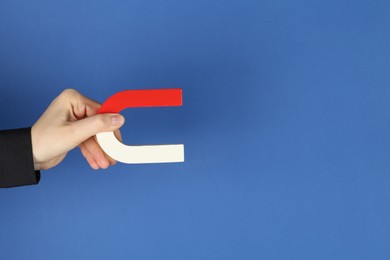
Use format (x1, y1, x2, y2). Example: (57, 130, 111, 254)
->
(31, 125, 41, 171)
(33, 154, 41, 171)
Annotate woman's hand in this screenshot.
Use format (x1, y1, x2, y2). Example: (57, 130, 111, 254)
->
(31, 89, 124, 171)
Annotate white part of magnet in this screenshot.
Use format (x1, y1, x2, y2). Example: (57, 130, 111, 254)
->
(96, 131, 185, 164)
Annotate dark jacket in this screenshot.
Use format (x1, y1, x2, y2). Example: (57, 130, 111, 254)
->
(0, 128, 40, 188)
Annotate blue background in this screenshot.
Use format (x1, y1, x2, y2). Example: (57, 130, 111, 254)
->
(1, 0, 390, 259)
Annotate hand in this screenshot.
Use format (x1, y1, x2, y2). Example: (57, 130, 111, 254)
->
(31, 89, 125, 171)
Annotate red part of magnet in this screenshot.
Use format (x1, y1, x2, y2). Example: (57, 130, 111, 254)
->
(97, 89, 183, 114)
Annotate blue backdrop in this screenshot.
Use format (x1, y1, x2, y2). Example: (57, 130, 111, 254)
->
(1, 0, 389, 259)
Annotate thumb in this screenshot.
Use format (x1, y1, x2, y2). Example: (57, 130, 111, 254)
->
(69, 113, 125, 145)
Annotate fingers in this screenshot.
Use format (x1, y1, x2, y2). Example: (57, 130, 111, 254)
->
(94, 129, 122, 167)
(105, 154, 117, 166)
(77, 94, 101, 117)
(114, 129, 123, 142)
(82, 137, 109, 169)
(79, 137, 117, 170)
(68, 113, 125, 149)
(79, 142, 99, 170)
(59, 89, 101, 120)
(103, 129, 123, 165)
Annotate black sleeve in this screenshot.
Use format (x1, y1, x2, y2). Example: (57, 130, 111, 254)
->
(0, 128, 40, 188)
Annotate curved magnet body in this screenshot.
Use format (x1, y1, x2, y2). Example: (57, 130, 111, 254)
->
(96, 89, 184, 164)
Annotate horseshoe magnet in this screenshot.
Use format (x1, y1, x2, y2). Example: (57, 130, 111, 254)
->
(96, 89, 184, 164)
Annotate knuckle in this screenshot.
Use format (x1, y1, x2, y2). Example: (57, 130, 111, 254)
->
(95, 115, 109, 129)
(60, 88, 79, 99)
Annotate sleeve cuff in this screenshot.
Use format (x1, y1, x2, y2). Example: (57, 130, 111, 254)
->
(0, 127, 40, 188)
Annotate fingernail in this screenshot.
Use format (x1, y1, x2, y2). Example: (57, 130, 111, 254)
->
(111, 115, 124, 125)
